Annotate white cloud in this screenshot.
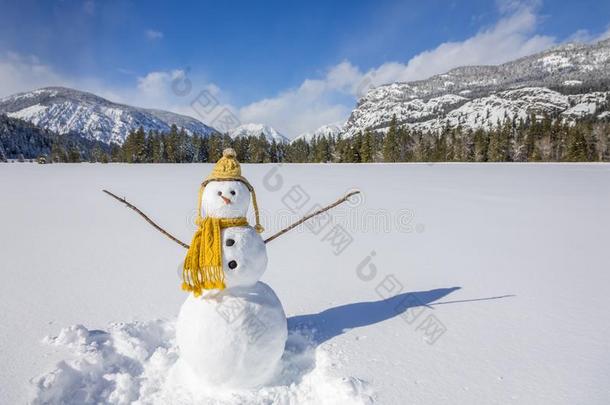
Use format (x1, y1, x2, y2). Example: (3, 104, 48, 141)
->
(238, 81, 350, 137)
(137, 70, 181, 99)
(145, 30, 164, 40)
(132, 69, 235, 122)
(237, 5, 557, 136)
(368, 8, 554, 84)
(569, 25, 610, 44)
(0, 52, 70, 97)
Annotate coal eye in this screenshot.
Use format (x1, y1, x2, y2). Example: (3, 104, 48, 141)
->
(228, 260, 238, 269)
(230, 190, 236, 196)
(217, 191, 222, 196)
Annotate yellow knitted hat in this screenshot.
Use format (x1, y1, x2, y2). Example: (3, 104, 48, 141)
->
(208, 147, 242, 179)
(197, 148, 264, 233)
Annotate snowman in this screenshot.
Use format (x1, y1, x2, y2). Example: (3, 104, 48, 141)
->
(171, 148, 287, 390)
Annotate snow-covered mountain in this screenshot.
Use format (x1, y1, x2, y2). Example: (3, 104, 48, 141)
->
(293, 123, 344, 143)
(0, 87, 217, 145)
(344, 38, 610, 136)
(229, 123, 290, 144)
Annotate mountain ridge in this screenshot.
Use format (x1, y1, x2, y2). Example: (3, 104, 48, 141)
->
(293, 123, 344, 143)
(229, 123, 290, 144)
(0, 87, 217, 145)
(343, 38, 610, 137)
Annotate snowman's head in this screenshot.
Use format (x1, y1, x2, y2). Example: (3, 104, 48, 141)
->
(195, 148, 263, 233)
(201, 180, 250, 218)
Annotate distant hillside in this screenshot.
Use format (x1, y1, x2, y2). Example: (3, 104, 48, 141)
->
(344, 38, 610, 137)
(229, 123, 290, 144)
(293, 123, 344, 143)
(0, 87, 217, 145)
(0, 114, 111, 161)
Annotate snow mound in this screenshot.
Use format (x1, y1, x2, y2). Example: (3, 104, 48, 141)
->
(32, 320, 374, 404)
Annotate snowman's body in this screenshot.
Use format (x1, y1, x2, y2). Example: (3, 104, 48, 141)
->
(173, 179, 287, 390)
(174, 281, 286, 388)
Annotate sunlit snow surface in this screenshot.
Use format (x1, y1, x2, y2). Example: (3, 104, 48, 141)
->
(33, 321, 372, 404)
(1, 163, 609, 404)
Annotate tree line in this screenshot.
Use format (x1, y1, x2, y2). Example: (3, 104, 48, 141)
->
(0, 114, 111, 163)
(8, 115, 609, 164)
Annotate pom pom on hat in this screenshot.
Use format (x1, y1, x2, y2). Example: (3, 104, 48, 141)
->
(209, 148, 241, 179)
(223, 148, 236, 158)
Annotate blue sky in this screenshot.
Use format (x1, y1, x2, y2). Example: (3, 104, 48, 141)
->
(1, 0, 609, 137)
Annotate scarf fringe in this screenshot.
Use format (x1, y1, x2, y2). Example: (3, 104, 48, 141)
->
(182, 216, 247, 296)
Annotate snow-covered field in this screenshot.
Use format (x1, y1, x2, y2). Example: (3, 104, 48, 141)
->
(1, 163, 609, 404)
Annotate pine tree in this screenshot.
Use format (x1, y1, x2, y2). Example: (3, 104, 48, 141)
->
(288, 138, 309, 162)
(132, 126, 146, 163)
(565, 126, 589, 161)
(269, 140, 281, 163)
(488, 123, 510, 162)
(144, 131, 155, 163)
(432, 132, 448, 161)
(68, 146, 81, 163)
(51, 141, 68, 163)
(195, 135, 209, 163)
(90, 145, 105, 163)
(463, 129, 475, 162)
(473, 129, 488, 162)
(360, 130, 375, 162)
(382, 116, 400, 162)
(314, 136, 331, 162)
(397, 127, 413, 161)
(207, 134, 223, 162)
(110, 143, 121, 162)
(449, 128, 462, 161)
(151, 133, 164, 163)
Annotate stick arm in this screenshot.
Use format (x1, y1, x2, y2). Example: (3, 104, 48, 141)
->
(102, 189, 361, 248)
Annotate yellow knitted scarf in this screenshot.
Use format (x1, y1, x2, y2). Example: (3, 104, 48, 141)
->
(182, 216, 247, 296)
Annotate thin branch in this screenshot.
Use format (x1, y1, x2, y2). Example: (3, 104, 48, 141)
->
(103, 189, 361, 248)
(263, 190, 361, 244)
(102, 189, 189, 249)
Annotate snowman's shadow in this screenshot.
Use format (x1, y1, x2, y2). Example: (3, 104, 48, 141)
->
(275, 287, 515, 388)
(287, 287, 461, 346)
(271, 287, 462, 386)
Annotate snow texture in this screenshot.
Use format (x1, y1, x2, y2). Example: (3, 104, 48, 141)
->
(1, 163, 609, 404)
(33, 318, 372, 404)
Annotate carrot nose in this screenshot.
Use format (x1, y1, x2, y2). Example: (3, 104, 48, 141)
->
(220, 195, 232, 205)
